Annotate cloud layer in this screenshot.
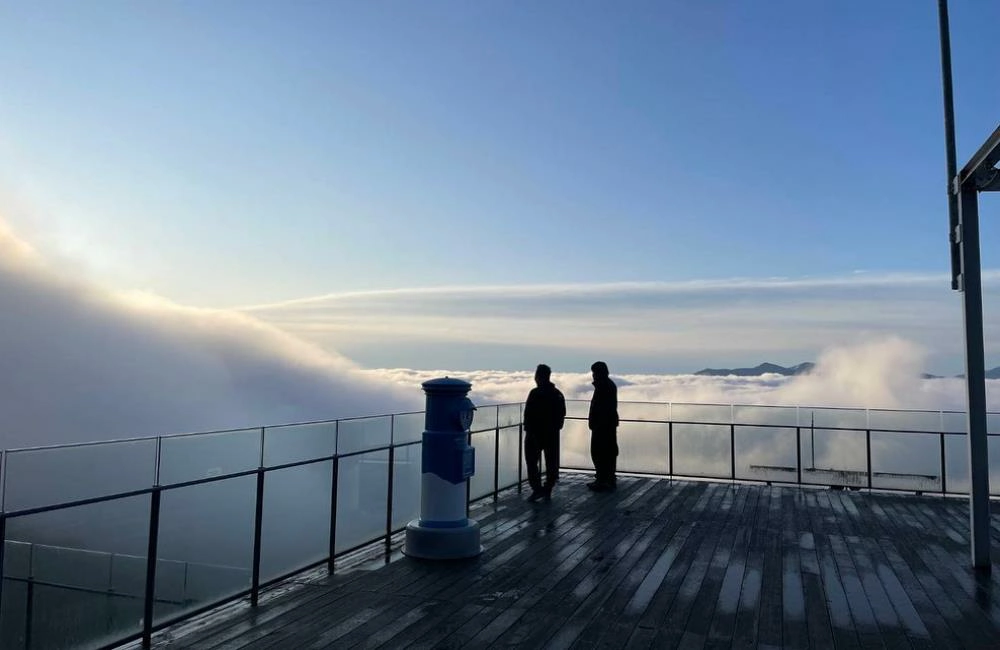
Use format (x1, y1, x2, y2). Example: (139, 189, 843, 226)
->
(243, 274, 1000, 374)
(369, 337, 1000, 412)
(0, 221, 420, 450)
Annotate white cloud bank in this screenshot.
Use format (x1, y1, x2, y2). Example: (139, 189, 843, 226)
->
(0, 220, 420, 450)
(369, 337, 1000, 412)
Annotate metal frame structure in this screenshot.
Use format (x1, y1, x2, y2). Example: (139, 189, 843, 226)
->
(953, 125, 1000, 570)
(938, 0, 998, 571)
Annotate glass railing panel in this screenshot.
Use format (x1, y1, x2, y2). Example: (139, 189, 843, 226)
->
(263, 422, 336, 468)
(7, 495, 150, 650)
(393, 413, 425, 445)
(497, 426, 521, 491)
(618, 402, 670, 423)
(942, 411, 966, 433)
(469, 429, 496, 501)
(498, 404, 521, 428)
(470, 405, 498, 434)
(870, 431, 941, 492)
(803, 407, 867, 431)
(158, 429, 260, 486)
(868, 409, 942, 433)
(391, 444, 421, 530)
(943, 433, 968, 493)
(2, 439, 156, 512)
(337, 417, 391, 456)
(565, 400, 590, 420)
(261, 461, 333, 583)
(559, 419, 593, 472)
(671, 423, 731, 479)
(671, 403, 731, 425)
(991, 436, 1000, 497)
(990, 412, 1000, 435)
(734, 425, 798, 484)
(617, 422, 669, 475)
(335, 450, 389, 553)
(733, 405, 798, 428)
(799, 428, 867, 488)
(154, 477, 254, 624)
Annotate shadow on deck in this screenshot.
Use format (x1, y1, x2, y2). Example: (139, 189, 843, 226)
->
(141, 474, 1000, 649)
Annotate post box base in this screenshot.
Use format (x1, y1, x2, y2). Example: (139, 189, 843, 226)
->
(403, 519, 482, 560)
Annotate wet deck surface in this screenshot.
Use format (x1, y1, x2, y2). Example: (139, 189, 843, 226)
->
(154, 475, 1000, 649)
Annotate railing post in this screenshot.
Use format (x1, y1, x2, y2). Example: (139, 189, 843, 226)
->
(142, 487, 161, 649)
(328, 455, 339, 574)
(866, 429, 873, 491)
(940, 432, 947, 495)
(250, 469, 265, 606)
(668, 421, 674, 479)
(730, 424, 736, 482)
(385, 443, 395, 560)
(250, 428, 266, 606)
(493, 424, 500, 502)
(25, 544, 34, 649)
(795, 427, 802, 485)
(0, 513, 5, 639)
(466, 431, 472, 516)
(517, 423, 524, 492)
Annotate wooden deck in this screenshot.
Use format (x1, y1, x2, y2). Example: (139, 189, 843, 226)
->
(150, 474, 1000, 649)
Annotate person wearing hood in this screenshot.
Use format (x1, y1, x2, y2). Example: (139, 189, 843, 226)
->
(588, 361, 619, 491)
(522, 364, 566, 502)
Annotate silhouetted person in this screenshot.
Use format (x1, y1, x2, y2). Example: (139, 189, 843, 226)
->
(588, 361, 619, 491)
(523, 364, 566, 502)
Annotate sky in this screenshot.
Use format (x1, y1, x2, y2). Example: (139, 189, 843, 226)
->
(0, 1, 998, 375)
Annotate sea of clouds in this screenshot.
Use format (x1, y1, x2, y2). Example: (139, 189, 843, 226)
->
(368, 337, 1000, 413)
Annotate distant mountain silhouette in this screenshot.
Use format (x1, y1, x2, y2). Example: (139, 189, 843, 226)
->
(694, 362, 815, 377)
(953, 366, 1000, 380)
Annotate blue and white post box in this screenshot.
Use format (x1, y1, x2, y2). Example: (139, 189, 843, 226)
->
(404, 377, 482, 559)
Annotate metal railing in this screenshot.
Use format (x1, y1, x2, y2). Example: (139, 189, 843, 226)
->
(558, 400, 1000, 496)
(0, 403, 524, 650)
(1, 399, 997, 649)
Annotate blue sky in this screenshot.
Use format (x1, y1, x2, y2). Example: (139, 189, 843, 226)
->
(0, 1, 997, 372)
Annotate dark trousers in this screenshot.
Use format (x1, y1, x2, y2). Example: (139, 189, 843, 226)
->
(525, 431, 560, 492)
(590, 428, 618, 486)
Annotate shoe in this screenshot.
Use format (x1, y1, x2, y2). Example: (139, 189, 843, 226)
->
(587, 481, 603, 491)
(542, 487, 553, 501)
(527, 490, 544, 502)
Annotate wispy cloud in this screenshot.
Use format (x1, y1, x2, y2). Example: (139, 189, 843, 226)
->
(242, 273, 1000, 373)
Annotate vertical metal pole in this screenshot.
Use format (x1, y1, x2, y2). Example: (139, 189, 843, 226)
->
(810, 412, 816, 470)
(958, 184, 991, 570)
(250, 470, 265, 606)
(938, 0, 961, 289)
(251, 428, 265, 606)
(795, 427, 802, 485)
(142, 488, 161, 649)
(729, 424, 736, 482)
(493, 425, 500, 501)
(668, 421, 674, 478)
(328, 455, 339, 574)
(466, 432, 472, 516)
(0, 513, 6, 632)
(940, 433, 948, 495)
(517, 422, 524, 491)
(385, 445, 395, 560)
(25, 544, 34, 650)
(865, 430, 873, 491)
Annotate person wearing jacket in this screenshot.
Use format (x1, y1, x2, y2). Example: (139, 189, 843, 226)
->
(588, 361, 619, 491)
(523, 364, 566, 502)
